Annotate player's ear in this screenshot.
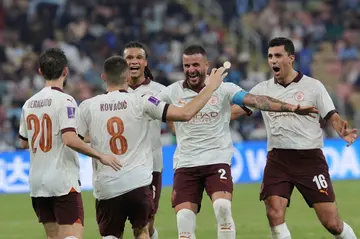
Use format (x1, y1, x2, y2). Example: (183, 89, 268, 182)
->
(62, 67, 69, 77)
(289, 54, 295, 64)
(204, 60, 210, 71)
(38, 68, 43, 76)
(144, 59, 148, 67)
(101, 73, 106, 82)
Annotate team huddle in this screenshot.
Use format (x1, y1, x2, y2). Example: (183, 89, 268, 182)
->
(18, 38, 358, 239)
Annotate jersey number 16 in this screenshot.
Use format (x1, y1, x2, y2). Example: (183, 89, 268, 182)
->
(107, 117, 128, 155)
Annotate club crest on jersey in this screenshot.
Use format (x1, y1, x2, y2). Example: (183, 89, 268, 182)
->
(67, 107, 76, 118)
(295, 91, 304, 101)
(148, 96, 160, 106)
(208, 95, 218, 106)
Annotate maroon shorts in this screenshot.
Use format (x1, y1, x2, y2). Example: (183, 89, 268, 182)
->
(260, 148, 335, 208)
(95, 185, 153, 238)
(171, 163, 233, 213)
(151, 172, 162, 216)
(32, 191, 84, 226)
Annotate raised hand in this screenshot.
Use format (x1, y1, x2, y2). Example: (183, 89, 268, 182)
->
(340, 121, 357, 147)
(206, 67, 228, 91)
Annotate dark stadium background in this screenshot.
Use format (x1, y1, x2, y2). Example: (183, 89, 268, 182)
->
(0, 0, 359, 238)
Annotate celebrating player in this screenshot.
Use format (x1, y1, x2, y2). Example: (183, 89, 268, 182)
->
(123, 41, 165, 239)
(18, 48, 120, 239)
(156, 44, 319, 239)
(77, 56, 229, 239)
(239, 37, 358, 239)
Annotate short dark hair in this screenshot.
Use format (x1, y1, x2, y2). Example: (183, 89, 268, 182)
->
(268, 37, 295, 55)
(39, 48, 67, 80)
(124, 41, 153, 80)
(183, 44, 207, 56)
(103, 56, 129, 85)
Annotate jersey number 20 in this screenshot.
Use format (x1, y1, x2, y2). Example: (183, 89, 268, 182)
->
(26, 114, 52, 153)
(107, 117, 128, 155)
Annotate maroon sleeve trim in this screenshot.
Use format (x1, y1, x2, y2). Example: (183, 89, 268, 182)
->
(324, 110, 337, 121)
(61, 127, 76, 134)
(162, 104, 170, 122)
(19, 134, 28, 141)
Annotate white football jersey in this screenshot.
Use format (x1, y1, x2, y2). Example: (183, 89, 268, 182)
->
(246, 72, 336, 151)
(157, 81, 244, 169)
(127, 79, 166, 172)
(77, 90, 168, 200)
(18, 86, 80, 197)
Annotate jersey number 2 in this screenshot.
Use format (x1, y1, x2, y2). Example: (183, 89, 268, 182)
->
(26, 114, 52, 153)
(107, 117, 128, 155)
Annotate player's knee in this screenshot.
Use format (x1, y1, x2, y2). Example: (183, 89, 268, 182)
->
(213, 198, 233, 222)
(322, 218, 343, 235)
(266, 207, 285, 224)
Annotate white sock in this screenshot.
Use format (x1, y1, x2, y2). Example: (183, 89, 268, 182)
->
(213, 198, 236, 239)
(177, 209, 196, 239)
(102, 236, 119, 239)
(334, 222, 357, 239)
(270, 223, 291, 239)
(150, 228, 158, 239)
(64, 237, 78, 239)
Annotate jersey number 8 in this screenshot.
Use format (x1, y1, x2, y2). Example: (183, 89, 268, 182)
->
(26, 114, 52, 153)
(107, 117, 128, 155)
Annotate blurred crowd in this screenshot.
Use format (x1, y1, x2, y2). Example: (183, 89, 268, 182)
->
(0, 0, 359, 151)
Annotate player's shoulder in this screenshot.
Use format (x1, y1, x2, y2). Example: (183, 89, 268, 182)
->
(51, 88, 76, 103)
(258, 78, 273, 87)
(149, 80, 166, 90)
(221, 82, 242, 89)
(161, 80, 183, 93)
(79, 93, 107, 107)
(301, 74, 322, 85)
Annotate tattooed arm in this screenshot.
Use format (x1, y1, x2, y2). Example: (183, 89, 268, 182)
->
(242, 93, 296, 112)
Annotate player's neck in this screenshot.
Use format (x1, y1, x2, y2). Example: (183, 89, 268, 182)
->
(45, 79, 64, 90)
(107, 83, 128, 92)
(129, 76, 146, 86)
(276, 69, 298, 85)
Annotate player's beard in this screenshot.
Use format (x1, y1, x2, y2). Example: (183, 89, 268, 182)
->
(185, 70, 206, 90)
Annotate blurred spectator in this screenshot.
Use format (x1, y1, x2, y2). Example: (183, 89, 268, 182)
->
(1, 0, 360, 149)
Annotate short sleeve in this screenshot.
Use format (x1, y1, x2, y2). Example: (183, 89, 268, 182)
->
(142, 95, 169, 122)
(18, 107, 28, 141)
(77, 100, 90, 138)
(315, 80, 336, 119)
(244, 82, 266, 113)
(156, 86, 172, 103)
(57, 96, 78, 134)
(223, 82, 245, 104)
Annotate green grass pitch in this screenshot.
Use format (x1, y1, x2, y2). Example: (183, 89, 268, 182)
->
(1, 181, 359, 238)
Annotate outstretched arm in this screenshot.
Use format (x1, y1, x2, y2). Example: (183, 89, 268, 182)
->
(243, 93, 296, 112)
(233, 91, 319, 115)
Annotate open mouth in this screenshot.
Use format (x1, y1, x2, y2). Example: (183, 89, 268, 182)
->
(188, 72, 200, 82)
(130, 66, 140, 73)
(272, 66, 281, 76)
(272, 66, 280, 72)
